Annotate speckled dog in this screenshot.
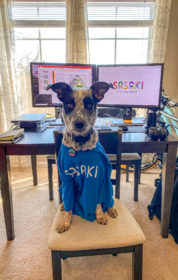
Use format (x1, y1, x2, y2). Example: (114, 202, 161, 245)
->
(47, 81, 118, 233)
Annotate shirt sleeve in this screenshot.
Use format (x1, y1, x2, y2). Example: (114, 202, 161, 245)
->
(57, 149, 75, 212)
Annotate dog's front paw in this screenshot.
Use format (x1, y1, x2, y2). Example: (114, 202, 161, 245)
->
(57, 222, 71, 233)
(60, 202, 65, 211)
(57, 210, 72, 233)
(107, 207, 118, 218)
(96, 213, 108, 225)
(96, 204, 108, 225)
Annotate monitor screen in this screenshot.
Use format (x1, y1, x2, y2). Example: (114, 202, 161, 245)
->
(97, 64, 164, 108)
(30, 63, 97, 107)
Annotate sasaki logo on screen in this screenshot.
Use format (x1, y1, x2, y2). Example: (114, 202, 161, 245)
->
(112, 81, 144, 90)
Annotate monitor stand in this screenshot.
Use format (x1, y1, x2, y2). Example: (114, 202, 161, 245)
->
(123, 108, 133, 122)
(55, 107, 62, 119)
(146, 109, 157, 128)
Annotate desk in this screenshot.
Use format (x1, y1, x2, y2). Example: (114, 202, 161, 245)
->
(0, 127, 177, 240)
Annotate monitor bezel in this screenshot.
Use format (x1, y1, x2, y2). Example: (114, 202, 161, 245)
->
(97, 63, 164, 109)
(30, 62, 97, 108)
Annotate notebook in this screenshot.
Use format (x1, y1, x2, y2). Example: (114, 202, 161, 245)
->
(11, 113, 47, 123)
(0, 128, 24, 142)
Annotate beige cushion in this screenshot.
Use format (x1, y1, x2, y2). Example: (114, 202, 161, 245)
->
(48, 199, 145, 251)
(109, 153, 141, 162)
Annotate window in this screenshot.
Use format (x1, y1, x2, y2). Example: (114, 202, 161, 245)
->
(12, 1, 66, 67)
(14, 27, 66, 66)
(87, 1, 154, 64)
(11, 1, 154, 66)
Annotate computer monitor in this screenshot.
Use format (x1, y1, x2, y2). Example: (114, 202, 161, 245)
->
(97, 64, 164, 108)
(30, 62, 97, 107)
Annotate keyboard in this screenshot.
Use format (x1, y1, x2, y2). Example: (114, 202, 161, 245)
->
(95, 117, 145, 128)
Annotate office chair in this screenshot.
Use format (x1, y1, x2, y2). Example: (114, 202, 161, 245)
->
(47, 107, 142, 201)
(98, 107, 142, 200)
(48, 130, 145, 280)
(109, 153, 142, 201)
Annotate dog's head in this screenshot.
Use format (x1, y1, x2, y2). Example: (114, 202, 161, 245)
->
(47, 82, 111, 137)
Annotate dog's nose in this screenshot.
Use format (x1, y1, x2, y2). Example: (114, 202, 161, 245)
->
(75, 122, 84, 129)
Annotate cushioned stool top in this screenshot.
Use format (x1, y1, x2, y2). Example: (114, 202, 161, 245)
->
(48, 199, 145, 251)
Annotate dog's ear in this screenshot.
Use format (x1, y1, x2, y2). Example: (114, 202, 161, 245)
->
(90, 81, 113, 103)
(47, 82, 73, 103)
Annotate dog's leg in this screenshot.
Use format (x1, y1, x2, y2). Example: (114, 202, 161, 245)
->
(60, 202, 65, 211)
(107, 207, 118, 218)
(96, 204, 108, 225)
(57, 210, 72, 233)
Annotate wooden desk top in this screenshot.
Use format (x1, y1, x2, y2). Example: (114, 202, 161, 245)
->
(0, 127, 177, 156)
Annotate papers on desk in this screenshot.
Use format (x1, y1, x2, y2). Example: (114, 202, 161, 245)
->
(0, 127, 24, 143)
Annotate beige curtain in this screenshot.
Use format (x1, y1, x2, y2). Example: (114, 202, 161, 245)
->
(0, 0, 23, 133)
(150, 0, 172, 63)
(66, 0, 89, 64)
(0, 0, 32, 167)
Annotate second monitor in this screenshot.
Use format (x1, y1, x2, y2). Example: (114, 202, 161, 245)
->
(97, 64, 164, 109)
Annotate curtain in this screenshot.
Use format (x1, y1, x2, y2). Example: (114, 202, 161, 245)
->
(150, 0, 172, 63)
(0, 0, 32, 167)
(0, 0, 23, 133)
(66, 0, 89, 64)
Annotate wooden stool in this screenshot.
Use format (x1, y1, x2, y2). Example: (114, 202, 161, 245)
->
(48, 199, 145, 280)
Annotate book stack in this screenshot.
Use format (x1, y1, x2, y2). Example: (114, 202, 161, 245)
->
(0, 127, 24, 143)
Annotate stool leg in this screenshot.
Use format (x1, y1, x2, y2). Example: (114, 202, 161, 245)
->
(31, 155, 37, 186)
(126, 165, 129, 182)
(112, 253, 117, 256)
(115, 163, 121, 199)
(132, 244, 143, 280)
(134, 162, 139, 201)
(48, 160, 53, 201)
(138, 155, 142, 184)
(51, 251, 62, 280)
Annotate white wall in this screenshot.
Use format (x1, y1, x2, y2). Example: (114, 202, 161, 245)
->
(163, 0, 178, 102)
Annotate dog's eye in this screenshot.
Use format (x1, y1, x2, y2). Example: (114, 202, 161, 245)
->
(64, 100, 75, 114)
(66, 103, 74, 109)
(83, 97, 94, 111)
(86, 103, 93, 109)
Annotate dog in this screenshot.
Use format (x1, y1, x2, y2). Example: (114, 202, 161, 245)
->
(47, 81, 118, 233)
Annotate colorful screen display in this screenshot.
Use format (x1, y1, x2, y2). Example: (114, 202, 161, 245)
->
(30, 63, 96, 107)
(98, 64, 163, 108)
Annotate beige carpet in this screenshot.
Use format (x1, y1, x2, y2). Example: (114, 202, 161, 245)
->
(0, 158, 178, 280)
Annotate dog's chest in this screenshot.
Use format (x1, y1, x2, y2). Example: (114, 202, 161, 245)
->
(62, 147, 101, 179)
(59, 143, 110, 181)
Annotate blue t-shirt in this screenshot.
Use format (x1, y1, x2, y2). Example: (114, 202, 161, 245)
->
(57, 142, 114, 221)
